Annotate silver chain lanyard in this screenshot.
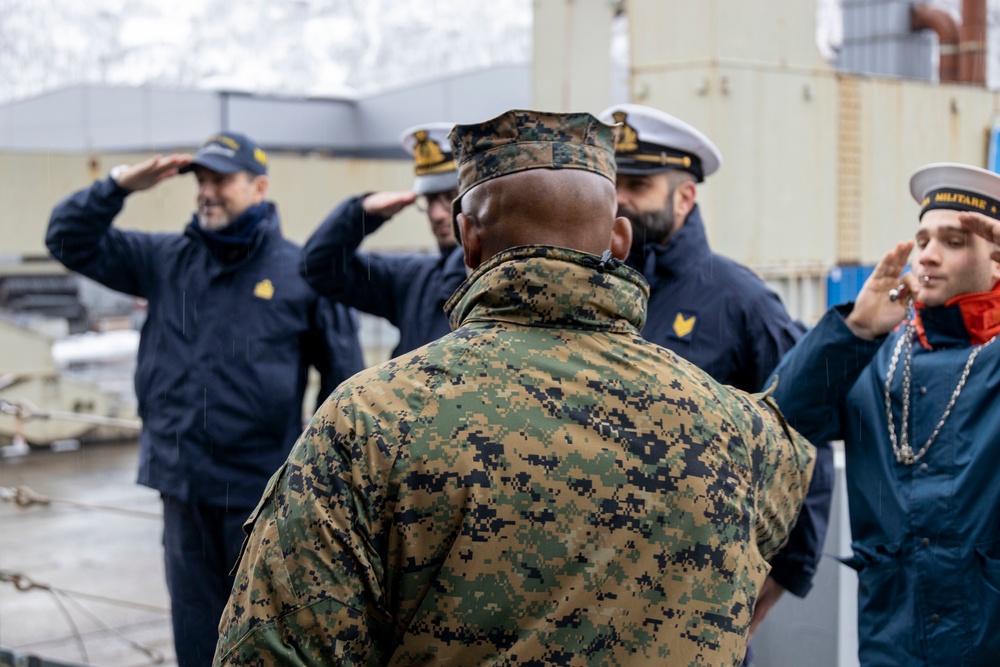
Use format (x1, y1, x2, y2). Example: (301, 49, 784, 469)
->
(884, 315, 997, 465)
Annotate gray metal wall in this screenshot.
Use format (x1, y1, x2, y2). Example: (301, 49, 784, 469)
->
(838, 0, 937, 81)
(357, 64, 531, 146)
(0, 65, 531, 156)
(0, 87, 221, 152)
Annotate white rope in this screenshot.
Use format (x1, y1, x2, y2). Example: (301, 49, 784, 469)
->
(0, 398, 142, 430)
(1, 569, 167, 664)
(0, 485, 162, 520)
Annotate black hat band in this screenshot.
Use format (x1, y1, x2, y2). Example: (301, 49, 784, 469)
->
(920, 187, 1000, 221)
(615, 140, 704, 181)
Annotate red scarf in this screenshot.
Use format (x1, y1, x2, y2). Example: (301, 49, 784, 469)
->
(912, 281, 1000, 348)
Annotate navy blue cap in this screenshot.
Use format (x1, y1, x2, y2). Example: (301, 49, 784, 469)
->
(180, 132, 268, 176)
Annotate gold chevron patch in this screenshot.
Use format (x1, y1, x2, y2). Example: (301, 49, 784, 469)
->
(672, 312, 696, 338)
(253, 279, 274, 300)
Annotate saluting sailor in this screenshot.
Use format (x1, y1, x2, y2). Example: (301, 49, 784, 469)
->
(599, 104, 831, 646)
(770, 163, 1000, 666)
(598, 103, 803, 393)
(300, 122, 467, 358)
(45, 132, 364, 666)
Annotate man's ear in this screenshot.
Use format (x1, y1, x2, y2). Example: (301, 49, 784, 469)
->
(672, 179, 696, 223)
(252, 174, 269, 202)
(611, 215, 632, 261)
(458, 213, 482, 270)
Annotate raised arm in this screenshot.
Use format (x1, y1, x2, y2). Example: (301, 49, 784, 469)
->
(45, 154, 191, 297)
(768, 241, 918, 443)
(300, 192, 421, 323)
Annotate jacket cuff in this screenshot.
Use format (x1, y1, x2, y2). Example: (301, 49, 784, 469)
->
(103, 174, 133, 200)
(767, 556, 814, 598)
(351, 192, 392, 229)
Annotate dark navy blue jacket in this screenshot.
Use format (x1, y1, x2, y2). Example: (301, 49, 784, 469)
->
(771, 304, 1000, 666)
(629, 206, 804, 392)
(630, 205, 833, 598)
(46, 177, 365, 508)
(300, 195, 467, 357)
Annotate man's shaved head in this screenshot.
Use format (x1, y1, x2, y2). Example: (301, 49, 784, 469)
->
(458, 169, 629, 268)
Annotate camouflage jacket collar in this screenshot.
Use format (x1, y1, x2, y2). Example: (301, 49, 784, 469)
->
(445, 245, 649, 333)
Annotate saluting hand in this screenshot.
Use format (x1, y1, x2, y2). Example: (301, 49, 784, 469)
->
(958, 211, 1000, 262)
(114, 154, 193, 192)
(845, 240, 920, 340)
(362, 191, 418, 218)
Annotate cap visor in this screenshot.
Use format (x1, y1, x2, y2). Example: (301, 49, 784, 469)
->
(414, 171, 460, 195)
(616, 163, 675, 176)
(178, 154, 244, 175)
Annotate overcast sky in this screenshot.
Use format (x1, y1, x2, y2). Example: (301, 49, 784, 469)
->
(0, 0, 997, 106)
(0, 0, 533, 104)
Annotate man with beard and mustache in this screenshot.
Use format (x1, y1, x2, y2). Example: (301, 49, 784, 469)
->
(45, 132, 365, 666)
(598, 104, 833, 658)
(300, 122, 468, 359)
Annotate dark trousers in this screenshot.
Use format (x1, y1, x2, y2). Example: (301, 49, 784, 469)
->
(162, 494, 253, 667)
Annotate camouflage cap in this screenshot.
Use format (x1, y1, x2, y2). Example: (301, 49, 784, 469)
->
(448, 110, 620, 217)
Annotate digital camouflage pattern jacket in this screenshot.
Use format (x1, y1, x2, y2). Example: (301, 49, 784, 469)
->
(215, 245, 816, 666)
(630, 204, 831, 598)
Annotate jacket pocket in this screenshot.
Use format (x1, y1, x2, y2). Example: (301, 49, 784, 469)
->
(228, 463, 287, 576)
(849, 542, 915, 662)
(975, 539, 1000, 594)
(842, 541, 900, 572)
(850, 542, 903, 606)
(972, 540, 1000, 661)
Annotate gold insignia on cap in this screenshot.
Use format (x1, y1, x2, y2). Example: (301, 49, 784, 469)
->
(933, 191, 988, 210)
(629, 153, 693, 168)
(612, 112, 639, 153)
(412, 130, 456, 176)
(254, 147, 268, 167)
(253, 279, 274, 300)
(673, 312, 696, 338)
(210, 134, 241, 151)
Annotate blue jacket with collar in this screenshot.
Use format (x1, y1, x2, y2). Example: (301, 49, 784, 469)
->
(629, 205, 832, 599)
(46, 177, 365, 508)
(770, 303, 1000, 666)
(628, 205, 804, 392)
(300, 194, 467, 358)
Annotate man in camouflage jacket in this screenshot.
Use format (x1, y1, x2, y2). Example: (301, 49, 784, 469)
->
(214, 110, 816, 666)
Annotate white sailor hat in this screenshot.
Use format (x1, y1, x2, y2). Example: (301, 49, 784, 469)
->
(597, 103, 721, 182)
(910, 162, 1000, 221)
(399, 122, 459, 195)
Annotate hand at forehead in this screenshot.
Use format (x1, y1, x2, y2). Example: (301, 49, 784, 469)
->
(958, 211, 1000, 242)
(958, 212, 1000, 263)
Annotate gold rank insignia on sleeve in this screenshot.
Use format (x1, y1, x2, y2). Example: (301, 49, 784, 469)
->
(253, 279, 275, 300)
(672, 312, 696, 338)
